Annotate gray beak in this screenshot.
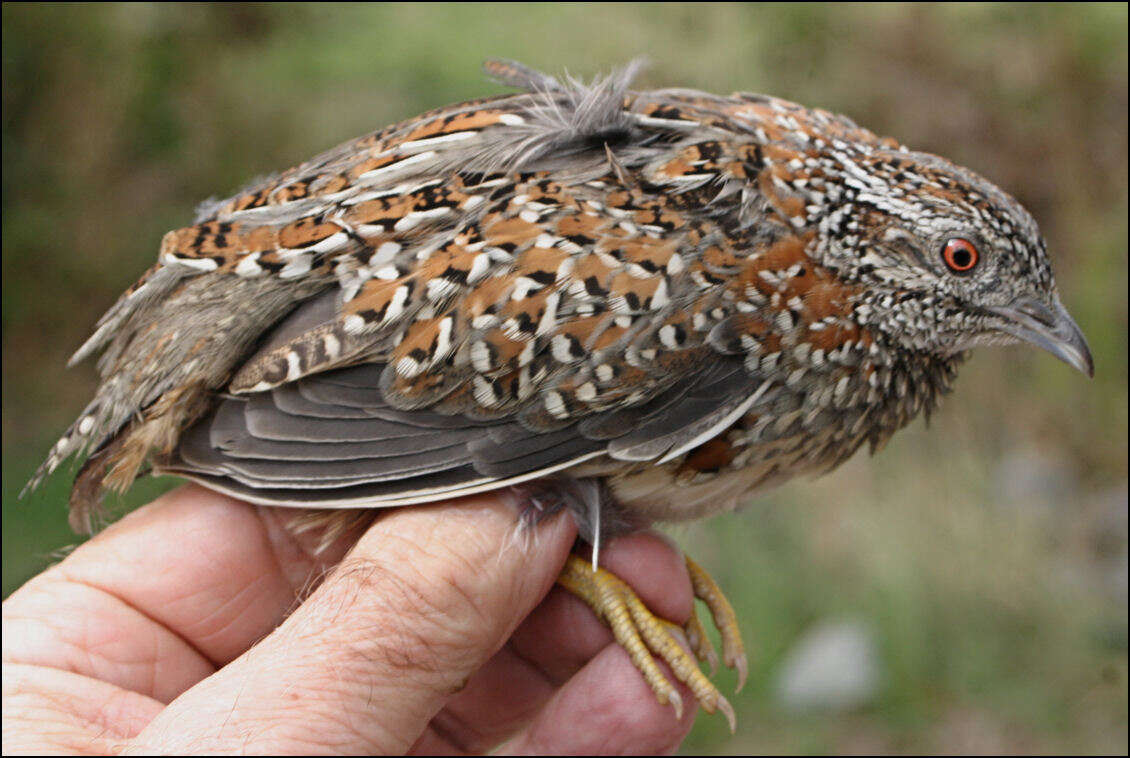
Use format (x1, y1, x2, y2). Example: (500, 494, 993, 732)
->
(988, 297, 1094, 377)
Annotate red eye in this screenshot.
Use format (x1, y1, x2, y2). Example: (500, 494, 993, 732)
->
(942, 237, 979, 273)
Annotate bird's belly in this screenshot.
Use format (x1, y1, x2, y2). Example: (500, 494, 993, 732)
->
(585, 422, 864, 525)
(607, 464, 777, 523)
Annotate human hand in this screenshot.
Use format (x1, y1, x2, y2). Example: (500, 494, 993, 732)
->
(3, 484, 699, 754)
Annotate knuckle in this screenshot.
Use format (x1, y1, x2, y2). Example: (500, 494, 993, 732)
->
(293, 547, 501, 680)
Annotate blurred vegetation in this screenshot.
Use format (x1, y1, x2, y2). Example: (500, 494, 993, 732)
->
(2, 3, 1126, 754)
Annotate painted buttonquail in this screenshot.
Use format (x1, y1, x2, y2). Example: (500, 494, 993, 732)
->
(28, 60, 1093, 727)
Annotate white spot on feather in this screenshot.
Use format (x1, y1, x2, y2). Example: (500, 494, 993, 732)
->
(536, 292, 560, 336)
(471, 341, 493, 372)
(307, 231, 349, 254)
(396, 355, 422, 378)
(473, 375, 499, 406)
(551, 334, 576, 362)
(373, 241, 402, 263)
(397, 131, 477, 154)
(433, 317, 454, 359)
(517, 367, 533, 399)
(358, 150, 437, 181)
(511, 276, 541, 300)
(518, 340, 536, 366)
(576, 382, 597, 401)
(286, 351, 303, 380)
(384, 285, 410, 322)
(631, 114, 700, 129)
(394, 207, 452, 232)
(659, 324, 680, 348)
(544, 391, 568, 419)
(468, 253, 492, 284)
(279, 256, 312, 279)
(235, 253, 264, 277)
(555, 257, 575, 281)
(166, 255, 218, 272)
(472, 314, 499, 329)
(427, 277, 459, 301)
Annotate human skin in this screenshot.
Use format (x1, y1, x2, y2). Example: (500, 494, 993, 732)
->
(2, 484, 699, 754)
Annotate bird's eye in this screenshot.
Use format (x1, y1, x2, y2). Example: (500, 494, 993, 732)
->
(942, 237, 979, 273)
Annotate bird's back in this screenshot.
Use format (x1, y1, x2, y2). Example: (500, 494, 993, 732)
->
(34, 60, 963, 532)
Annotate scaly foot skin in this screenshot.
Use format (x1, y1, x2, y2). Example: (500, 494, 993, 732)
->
(685, 555, 748, 693)
(679, 607, 720, 676)
(557, 553, 740, 732)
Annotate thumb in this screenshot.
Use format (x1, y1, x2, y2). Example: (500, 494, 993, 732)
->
(125, 494, 577, 755)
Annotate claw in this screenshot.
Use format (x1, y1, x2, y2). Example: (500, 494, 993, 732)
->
(716, 693, 737, 734)
(667, 688, 684, 721)
(731, 651, 748, 695)
(685, 555, 748, 693)
(556, 553, 742, 730)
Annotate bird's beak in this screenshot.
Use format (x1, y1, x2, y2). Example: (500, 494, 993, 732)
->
(987, 297, 1094, 377)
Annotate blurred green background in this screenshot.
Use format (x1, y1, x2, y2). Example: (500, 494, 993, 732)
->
(3, 3, 1126, 754)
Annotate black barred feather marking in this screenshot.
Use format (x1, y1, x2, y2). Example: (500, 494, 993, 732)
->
(31, 58, 1076, 540)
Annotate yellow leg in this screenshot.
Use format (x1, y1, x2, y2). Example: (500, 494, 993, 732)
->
(685, 555, 748, 692)
(557, 553, 739, 732)
(678, 608, 719, 675)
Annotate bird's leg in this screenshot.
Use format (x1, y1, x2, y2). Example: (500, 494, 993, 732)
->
(556, 553, 739, 732)
(685, 555, 748, 692)
(509, 477, 744, 726)
(679, 606, 720, 675)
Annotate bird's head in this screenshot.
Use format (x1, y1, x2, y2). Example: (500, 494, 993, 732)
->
(819, 148, 1093, 376)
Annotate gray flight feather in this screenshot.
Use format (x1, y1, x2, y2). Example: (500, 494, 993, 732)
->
(271, 385, 384, 419)
(167, 348, 758, 506)
(209, 398, 481, 462)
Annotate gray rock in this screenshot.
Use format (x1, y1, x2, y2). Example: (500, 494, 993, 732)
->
(775, 618, 881, 712)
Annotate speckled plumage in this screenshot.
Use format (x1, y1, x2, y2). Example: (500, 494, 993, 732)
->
(29, 60, 1092, 539)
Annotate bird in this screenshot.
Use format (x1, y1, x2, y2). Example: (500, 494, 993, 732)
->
(26, 58, 1094, 729)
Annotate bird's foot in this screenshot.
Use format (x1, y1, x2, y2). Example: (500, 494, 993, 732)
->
(556, 553, 745, 732)
(684, 554, 747, 691)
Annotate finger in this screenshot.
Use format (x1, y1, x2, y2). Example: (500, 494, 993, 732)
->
(4, 484, 357, 703)
(3, 662, 165, 754)
(408, 532, 695, 754)
(497, 640, 697, 755)
(123, 494, 577, 755)
(408, 644, 555, 755)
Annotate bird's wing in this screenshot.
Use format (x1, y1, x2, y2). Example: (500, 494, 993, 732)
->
(155, 67, 881, 509)
(52, 61, 888, 513)
(160, 355, 753, 507)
